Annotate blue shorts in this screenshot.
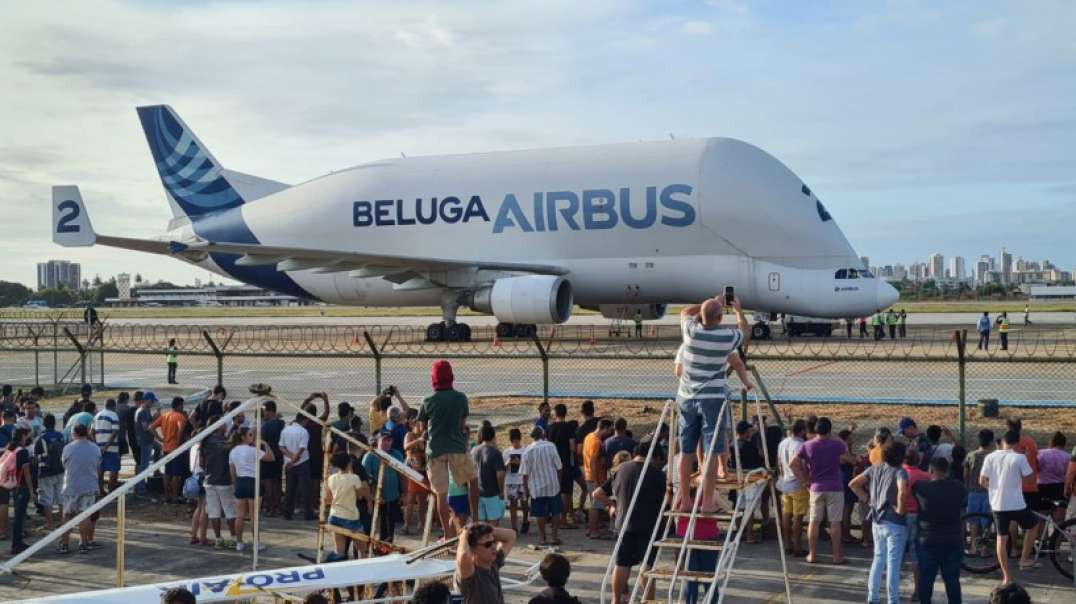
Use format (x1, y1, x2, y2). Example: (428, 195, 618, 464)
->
(677, 397, 729, 455)
(967, 491, 990, 527)
(329, 515, 364, 533)
(448, 494, 470, 517)
(100, 452, 121, 473)
(530, 495, 563, 518)
(234, 477, 255, 500)
(478, 496, 506, 522)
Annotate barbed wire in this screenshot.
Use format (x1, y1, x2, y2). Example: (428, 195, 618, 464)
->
(2, 318, 1075, 360)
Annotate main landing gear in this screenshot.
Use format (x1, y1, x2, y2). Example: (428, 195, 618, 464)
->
(425, 321, 472, 342)
(495, 323, 537, 339)
(425, 294, 472, 342)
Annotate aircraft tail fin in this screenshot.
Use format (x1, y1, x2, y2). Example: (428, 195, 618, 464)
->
(52, 185, 96, 247)
(137, 105, 283, 219)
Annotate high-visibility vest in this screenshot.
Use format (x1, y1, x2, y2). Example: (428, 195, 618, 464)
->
(871, 314, 881, 326)
(999, 318, 1009, 333)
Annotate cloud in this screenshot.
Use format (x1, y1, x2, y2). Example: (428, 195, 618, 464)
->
(682, 21, 713, 36)
(1, 0, 1075, 289)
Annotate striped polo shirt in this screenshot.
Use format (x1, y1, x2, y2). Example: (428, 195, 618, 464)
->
(677, 315, 743, 401)
(93, 409, 120, 454)
(521, 439, 563, 498)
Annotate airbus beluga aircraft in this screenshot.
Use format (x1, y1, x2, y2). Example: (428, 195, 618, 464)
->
(52, 105, 898, 341)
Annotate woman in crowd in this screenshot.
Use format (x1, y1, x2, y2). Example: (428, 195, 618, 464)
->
(850, 441, 908, 604)
(228, 426, 275, 552)
(401, 419, 427, 535)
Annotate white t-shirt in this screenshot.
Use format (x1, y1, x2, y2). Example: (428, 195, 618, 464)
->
(189, 442, 203, 476)
(502, 446, 525, 486)
(776, 436, 805, 493)
(980, 448, 1032, 511)
(930, 442, 954, 462)
(279, 423, 310, 465)
(229, 444, 258, 478)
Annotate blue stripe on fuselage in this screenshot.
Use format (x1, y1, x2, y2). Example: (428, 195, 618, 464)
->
(189, 209, 315, 300)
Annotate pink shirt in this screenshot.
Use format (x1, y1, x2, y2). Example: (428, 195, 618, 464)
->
(902, 465, 930, 514)
(1037, 448, 1070, 484)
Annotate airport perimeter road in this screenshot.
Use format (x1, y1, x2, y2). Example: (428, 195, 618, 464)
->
(3, 351, 1074, 407)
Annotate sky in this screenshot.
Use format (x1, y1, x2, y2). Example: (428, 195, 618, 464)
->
(2, 0, 1075, 288)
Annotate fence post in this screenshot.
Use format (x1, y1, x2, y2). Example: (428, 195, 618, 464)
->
(532, 334, 549, 406)
(955, 329, 967, 446)
(63, 327, 86, 386)
(363, 331, 381, 394)
(53, 320, 58, 385)
(202, 331, 224, 386)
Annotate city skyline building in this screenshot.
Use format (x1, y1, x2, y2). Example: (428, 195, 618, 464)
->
(36, 260, 81, 291)
(948, 256, 966, 281)
(928, 253, 945, 281)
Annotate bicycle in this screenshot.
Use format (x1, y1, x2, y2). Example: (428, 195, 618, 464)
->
(961, 499, 1076, 580)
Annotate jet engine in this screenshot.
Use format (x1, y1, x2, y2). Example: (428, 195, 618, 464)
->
(471, 276, 573, 324)
(597, 304, 667, 321)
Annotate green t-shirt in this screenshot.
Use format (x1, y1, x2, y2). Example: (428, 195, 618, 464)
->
(417, 389, 469, 458)
(362, 449, 405, 503)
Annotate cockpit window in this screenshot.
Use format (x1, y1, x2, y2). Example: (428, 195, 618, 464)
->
(816, 200, 832, 222)
(834, 269, 847, 279)
(847, 268, 859, 279)
(801, 184, 811, 196)
(861, 270, 874, 278)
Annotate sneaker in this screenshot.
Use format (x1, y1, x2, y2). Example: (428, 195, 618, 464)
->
(56, 543, 70, 555)
(78, 544, 91, 554)
(214, 538, 224, 549)
(85, 541, 103, 549)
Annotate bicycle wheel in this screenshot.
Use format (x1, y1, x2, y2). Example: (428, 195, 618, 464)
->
(1048, 517, 1076, 580)
(961, 512, 1000, 574)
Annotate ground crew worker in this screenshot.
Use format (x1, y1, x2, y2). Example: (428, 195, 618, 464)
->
(1023, 305, 1031, 326)
(166, 338, 179, 384)
(871, 312, 883, 340)
(858, 316, 868, 338)
(886, 309, 898, 339)
(997, 312, 1010, 351)
(633, 309, 643, 338)
(845, 318, 853, 339)
(898, 309, 907, 338)
(976, 312, 991, 350)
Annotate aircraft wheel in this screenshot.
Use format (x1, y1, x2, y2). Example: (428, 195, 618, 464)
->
(446, 323, 464, 342)
(426, 322, 445, 342)
(524, 324, 537, 338)
(751, 324, 767, 340)
(496, 323, 514, 339)
(460, 324, 472, 342)
(513, 324, 530, 338)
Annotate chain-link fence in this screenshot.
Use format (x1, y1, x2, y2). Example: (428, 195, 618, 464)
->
(2, 318, 1075, 445)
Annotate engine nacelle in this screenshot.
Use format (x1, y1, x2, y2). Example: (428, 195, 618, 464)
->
(471, 276, 573, 324)
(597, 303, 668, 321)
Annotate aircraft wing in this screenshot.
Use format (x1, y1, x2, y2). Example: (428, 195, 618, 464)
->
(53, 185, 568, 278)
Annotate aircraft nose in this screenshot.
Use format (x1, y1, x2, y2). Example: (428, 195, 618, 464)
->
(876, 280, 899, 310)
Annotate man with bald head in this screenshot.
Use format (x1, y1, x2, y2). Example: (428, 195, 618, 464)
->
(675, 293, 754, 512)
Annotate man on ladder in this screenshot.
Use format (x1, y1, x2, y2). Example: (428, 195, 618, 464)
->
(674, 293, 754, 514)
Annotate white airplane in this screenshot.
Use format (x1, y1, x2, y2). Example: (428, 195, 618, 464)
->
(52, 105, 898, 341)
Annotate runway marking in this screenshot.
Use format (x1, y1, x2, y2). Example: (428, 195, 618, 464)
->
(785, 360, 838, 377)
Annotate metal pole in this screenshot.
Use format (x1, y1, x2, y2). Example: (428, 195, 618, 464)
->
(116, 493, 125, 587)
(202, 331, 224, 387)
(254, 402, 262, 571)
(956, 329, 967, 446)
(315, 428, 331, 563)
(363, 332, 381, 395)
(53, 321, 58, 385)
(533, 334, 549, 405)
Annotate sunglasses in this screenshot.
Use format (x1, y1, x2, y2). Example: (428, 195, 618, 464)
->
(477, 540, 496, 549)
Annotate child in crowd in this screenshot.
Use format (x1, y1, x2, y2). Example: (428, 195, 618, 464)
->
(527, 552, 581, 604)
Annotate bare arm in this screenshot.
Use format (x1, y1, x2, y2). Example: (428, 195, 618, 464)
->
(849, 469, 869, 502)
(730, 297, 750, 350)
(493, 525, 516, 557)
(791, 456, 809, 486)
(896, 478, 908, 516)
(728, 351, 754, 390)
(393, 388, 409, 414)
(456, 533, 475, 580)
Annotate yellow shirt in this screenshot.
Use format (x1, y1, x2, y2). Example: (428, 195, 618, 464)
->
(328, 472, 364, 520)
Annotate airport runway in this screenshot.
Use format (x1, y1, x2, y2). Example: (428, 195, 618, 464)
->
(3, 349, 1073, 408)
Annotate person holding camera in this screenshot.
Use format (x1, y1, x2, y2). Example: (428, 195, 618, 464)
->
(368, 385, 409, 437)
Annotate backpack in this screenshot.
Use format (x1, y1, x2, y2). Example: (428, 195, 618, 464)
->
(40, 433, 65, 476)
(0, 447, 22, 489)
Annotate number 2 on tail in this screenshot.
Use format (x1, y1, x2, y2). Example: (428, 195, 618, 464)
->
(56, 200, 80, 233)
